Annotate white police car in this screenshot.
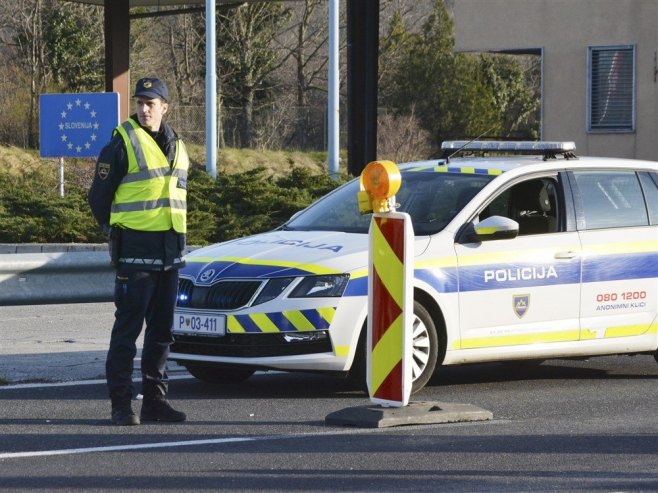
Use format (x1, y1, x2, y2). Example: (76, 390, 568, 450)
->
(170, 141, 658, 393)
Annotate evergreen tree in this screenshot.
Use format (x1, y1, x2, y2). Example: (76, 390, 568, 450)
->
(477, 54, 541, 139)
(380, 0, 539, 151)
(43, 3, 104, 92)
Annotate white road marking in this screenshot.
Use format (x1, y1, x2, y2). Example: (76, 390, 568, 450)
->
(0, 421, 498, 460)
(0, 377, 498, 460)
(0, 374, 192, 391)
(0, 436, 262, 459)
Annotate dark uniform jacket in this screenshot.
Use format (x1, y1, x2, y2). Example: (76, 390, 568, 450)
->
(88, 115, 186, 270)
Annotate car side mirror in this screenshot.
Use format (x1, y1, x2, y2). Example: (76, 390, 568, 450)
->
(457, 215, 519, 243)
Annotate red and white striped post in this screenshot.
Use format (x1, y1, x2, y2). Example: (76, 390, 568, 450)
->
(358, 161, 413, 407)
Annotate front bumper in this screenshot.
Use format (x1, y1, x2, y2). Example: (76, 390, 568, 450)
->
(171, 330, 332, 358)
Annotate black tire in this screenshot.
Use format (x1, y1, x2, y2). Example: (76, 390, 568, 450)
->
(348, 301, 440, 395)
(184, 364, 254, 384)
(347, 323, 368, 392)
(654, 349, 658, 366)
(410, 301, 439, 394)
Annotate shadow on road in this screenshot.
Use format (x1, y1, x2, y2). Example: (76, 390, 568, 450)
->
(427, 356, 658, 388)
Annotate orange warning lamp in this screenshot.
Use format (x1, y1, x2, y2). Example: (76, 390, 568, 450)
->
(357, 160, 401, 214)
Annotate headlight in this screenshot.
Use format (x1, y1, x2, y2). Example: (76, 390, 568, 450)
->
(289, 274, 350, 298)
(252, 277, 294, 305)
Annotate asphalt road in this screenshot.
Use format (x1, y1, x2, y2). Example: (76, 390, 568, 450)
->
(1, 303, 658, 492)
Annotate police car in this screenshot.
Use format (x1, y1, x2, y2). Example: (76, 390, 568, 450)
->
(169, 141, 658, 393)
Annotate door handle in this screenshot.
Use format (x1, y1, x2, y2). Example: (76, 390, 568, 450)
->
(554, 251, 578, 259)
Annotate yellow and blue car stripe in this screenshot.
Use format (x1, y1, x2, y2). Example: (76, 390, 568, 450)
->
(226, 307, 336, 333)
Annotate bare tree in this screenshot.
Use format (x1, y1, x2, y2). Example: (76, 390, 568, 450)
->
(290, 0, 328, 108)
(161, 12, 205, 105)
(217, 3, 292, 148)
(272, 0, 354, 150)
(377, 109, 432, 163)
(286, 0, 330, 148)
(2, 0, 53, 148)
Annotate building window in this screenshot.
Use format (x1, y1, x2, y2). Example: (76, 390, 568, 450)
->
(588, 45, 635, 132)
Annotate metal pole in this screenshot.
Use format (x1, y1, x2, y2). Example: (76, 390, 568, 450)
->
(206, 0, 217, 178)
(346, 0, 379, 177)
(328, 0, 340, 180)
(58, 157, 64, 198)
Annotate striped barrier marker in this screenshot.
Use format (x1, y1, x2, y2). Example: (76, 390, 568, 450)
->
(368, 211, 413, 406)
(325, 160, 493, 426)
(359, 161, 413, 407)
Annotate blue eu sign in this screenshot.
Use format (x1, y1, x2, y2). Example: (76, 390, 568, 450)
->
(39, 93, 120, 158)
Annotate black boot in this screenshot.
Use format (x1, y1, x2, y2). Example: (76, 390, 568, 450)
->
(140, 395, 186, 422)
(111, 399, 140, 426)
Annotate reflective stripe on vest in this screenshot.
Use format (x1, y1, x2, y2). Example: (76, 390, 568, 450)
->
(110, 118, 188, 233)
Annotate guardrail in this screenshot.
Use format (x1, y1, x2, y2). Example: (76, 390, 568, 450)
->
(0, 243, 109, 254)
(0, 249, 114, 305)
(0, 244, 199, 306)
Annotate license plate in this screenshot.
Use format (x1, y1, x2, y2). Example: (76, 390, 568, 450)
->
(174, 311, 226, 337)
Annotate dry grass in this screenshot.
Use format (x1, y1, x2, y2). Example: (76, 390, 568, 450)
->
(0, 143, 344, 183)
(217, 148, 326, 175)
(0, 145, 54, 175)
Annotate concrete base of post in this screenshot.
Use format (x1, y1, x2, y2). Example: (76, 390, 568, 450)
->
(325, 401, 493, 428)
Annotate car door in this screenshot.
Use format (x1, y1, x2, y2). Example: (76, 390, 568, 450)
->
(570, 169, 658, 342)
(454, 175, 583, 351)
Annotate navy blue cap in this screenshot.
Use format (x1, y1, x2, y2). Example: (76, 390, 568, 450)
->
(133, 77, 169, 101)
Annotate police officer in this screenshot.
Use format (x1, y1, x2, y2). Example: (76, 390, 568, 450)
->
(88, 77, 188, 426)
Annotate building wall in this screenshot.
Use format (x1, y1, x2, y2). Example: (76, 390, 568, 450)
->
(453, 0, 658, 160)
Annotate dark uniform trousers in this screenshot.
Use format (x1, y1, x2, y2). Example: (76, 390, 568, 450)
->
(106, 266, 179, 402)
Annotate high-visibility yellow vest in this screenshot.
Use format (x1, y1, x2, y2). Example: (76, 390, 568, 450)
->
(110, 118, 188, 233)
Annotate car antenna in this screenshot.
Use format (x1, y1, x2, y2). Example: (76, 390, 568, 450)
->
(444, 128, 492, 163)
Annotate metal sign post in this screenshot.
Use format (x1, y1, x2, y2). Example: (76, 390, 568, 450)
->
(58, 157, 65, 198)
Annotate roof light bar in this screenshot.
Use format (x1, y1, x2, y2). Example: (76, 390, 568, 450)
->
(441, 141, 576, 153)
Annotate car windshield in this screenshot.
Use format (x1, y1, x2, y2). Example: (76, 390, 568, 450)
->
(284, 169, 496, 235)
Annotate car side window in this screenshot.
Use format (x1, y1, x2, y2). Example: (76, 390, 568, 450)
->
(572, 170, 648, 229)
(481, 178, 561, 236)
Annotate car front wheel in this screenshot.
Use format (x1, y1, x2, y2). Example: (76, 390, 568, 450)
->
(410, 301, 439, 393)
(349, 301, 440, 395)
